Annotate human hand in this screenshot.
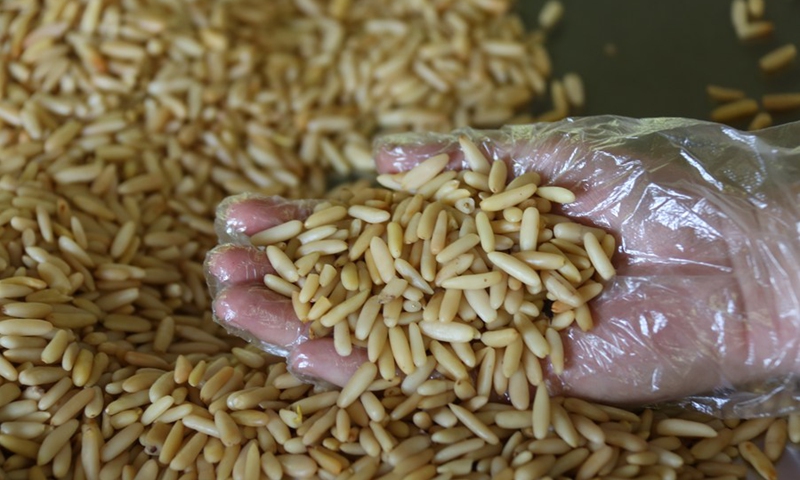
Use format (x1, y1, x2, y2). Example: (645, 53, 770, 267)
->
(206, 116, 800, 414)
(205, 194, 370, 387)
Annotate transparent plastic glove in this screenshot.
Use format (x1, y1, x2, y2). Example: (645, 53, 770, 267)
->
(206, 116, 800, 417)
(205, 194, 369, 387)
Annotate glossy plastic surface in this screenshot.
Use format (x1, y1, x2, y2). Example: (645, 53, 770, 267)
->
(377, 116, 800, 418)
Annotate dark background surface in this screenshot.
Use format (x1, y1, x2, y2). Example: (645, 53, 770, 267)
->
(517, 0, 800, 127)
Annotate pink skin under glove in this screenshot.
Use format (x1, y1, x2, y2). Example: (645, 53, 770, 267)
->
(206, 117, 800, 415)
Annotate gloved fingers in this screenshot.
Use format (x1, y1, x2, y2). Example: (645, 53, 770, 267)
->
(374, 128, 519, 176)
(204, 245, 275, 298)
(288, 339, 369, 388)
(209, 194, 324, 356)
(374, 118, 800, 221)
(211, 284, 308, 358)
(373, 121, 624, 184)
(214, 193, 321, 245)
(372, 125, 627, 252)
(373, 122, 726, 277)
(372, 122, 647, 228)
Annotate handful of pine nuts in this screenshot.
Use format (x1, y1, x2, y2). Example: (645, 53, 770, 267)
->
(256, 135, 617, 414)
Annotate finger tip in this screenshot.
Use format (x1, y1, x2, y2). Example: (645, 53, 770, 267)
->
(374, 132, 465, 174)
(210, 286, 235, 324)
(216, 194, 279, 238)
(216, 195, 318, 239)
(211, 285, 305, 350)
(288, 339, 368, 388)
(205, 245, 274, 286)
(373, 142, 409, 174)
(204, 244, 233, 283)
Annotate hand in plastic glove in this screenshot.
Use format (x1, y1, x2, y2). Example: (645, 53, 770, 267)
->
(206, 116, 800, 414)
